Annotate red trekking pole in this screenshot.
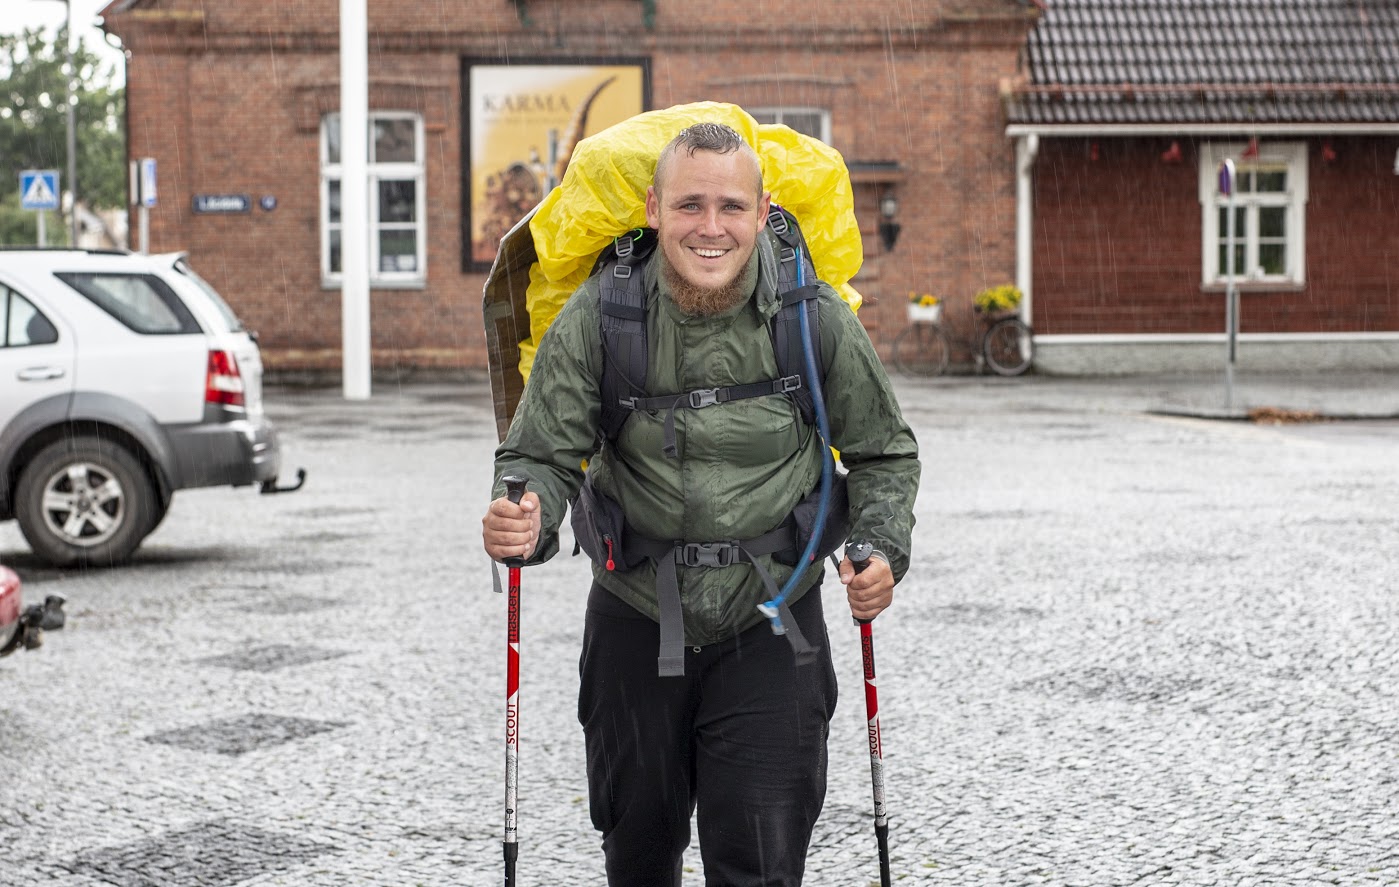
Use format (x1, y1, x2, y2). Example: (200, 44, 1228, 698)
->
(847, 541, 891, 887)
(500, 475, 528, 887)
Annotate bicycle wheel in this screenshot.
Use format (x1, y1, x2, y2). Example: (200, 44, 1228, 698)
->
(983, 318, 1034, 376)
(892, 324, 951, 376)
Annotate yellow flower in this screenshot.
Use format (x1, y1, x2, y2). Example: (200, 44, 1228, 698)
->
(909, 292, 940, 306)
(973, 284, 1022, 313)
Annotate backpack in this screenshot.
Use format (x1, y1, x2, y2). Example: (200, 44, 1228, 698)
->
(591, 206, 827, 456)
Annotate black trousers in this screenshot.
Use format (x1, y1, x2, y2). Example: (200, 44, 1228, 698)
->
(578, 582, 838, 887)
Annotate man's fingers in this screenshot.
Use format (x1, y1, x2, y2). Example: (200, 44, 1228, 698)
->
(482, 492, 542, 561)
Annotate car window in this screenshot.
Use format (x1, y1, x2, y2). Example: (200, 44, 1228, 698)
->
(2, 286, 59, 347)
(54, 272, 202, 335)
(172, 258, 244, 332)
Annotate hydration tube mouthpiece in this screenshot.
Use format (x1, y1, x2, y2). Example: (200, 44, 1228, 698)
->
(755, 602, 787, 636)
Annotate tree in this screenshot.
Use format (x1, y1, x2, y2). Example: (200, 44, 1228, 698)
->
(1, 26, 125, 245)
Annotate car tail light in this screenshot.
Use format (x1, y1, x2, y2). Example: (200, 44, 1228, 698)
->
(206, 349, 246, 407)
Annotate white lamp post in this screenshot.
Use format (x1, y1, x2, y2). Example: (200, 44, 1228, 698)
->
(34, 0, 79, 246)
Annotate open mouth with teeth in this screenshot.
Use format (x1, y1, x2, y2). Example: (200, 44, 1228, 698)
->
(690, 247, 730, 259)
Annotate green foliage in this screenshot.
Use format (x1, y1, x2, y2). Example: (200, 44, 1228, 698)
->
(1, 26, 126, 235)
(0, 190, 62, 245)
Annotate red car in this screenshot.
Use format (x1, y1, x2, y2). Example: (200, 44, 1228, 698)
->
(0, 562, 64, 658)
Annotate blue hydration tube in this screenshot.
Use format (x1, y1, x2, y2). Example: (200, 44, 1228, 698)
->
(758, 245, 835, 634)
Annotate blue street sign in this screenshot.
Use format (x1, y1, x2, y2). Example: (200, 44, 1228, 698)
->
(1217, 159, 1235, 196)
(192, 194, 252, 214)
(20, 170, 61, 211)
(139, 158, 158, 208)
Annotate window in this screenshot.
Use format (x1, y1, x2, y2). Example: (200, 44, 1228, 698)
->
(748, 107, 831, 144)
(1199, 142, 1308, 287)
(321, 112, 427, 285)
(2, 287, 59, 347)
(54, 274, 201, 335)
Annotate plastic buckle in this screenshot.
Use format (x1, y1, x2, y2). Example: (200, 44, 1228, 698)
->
(613, 264, 633, 280)
(778, 375, 802, 393)
(767, 208, 789, 236)
(615, 233, 635, 259)
(688, 388, 720, 408)
(618, 397, 638, 410)
(682, 542, 737, 568)
(779, 246, 796, 265)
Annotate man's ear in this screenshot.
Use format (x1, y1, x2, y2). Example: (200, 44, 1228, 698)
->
(645, 186, 660, 229)
(756, 191, 772, 230)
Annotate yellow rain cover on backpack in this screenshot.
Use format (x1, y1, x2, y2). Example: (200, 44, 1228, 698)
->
(521, 101, 863, 381)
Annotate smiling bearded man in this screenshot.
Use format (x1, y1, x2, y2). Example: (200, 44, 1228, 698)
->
(645, 123, 771, 316)
(484, 120, 920, 887)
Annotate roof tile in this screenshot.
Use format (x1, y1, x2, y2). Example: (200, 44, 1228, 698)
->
(1009, 0, 1399, 124)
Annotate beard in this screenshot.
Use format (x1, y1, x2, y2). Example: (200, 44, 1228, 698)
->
(661, 250, 754, 316)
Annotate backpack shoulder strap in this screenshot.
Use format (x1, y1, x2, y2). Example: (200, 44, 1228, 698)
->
(765, 207, 823, 427)
(596, 229, 657, 441)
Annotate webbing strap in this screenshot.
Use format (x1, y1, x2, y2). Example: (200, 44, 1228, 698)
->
(775, 598, 818, 666)
(656, 562, 686, 676)
(619, 376, 803, 460)
(626, 523, 811, 676)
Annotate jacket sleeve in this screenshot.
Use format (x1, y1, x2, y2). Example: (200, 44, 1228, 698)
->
(492, 285, 604, 564)
(818, 291, 921, 582)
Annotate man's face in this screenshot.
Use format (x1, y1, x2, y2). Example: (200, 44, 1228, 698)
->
(645, 148, 771, 295)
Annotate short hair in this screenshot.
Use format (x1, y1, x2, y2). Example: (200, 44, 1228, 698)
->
(653, 122, 763, 196)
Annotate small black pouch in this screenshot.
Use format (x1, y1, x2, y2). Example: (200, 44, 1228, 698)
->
(775, 471, 851, 567)
(570, 476, 642, 573)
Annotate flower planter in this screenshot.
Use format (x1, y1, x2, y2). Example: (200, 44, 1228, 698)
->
(907, 302, 943, 324)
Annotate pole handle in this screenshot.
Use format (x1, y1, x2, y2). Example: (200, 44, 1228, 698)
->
(502, 475, 529, 568)
(504, 475, 528, 505)
(847, 541, 874, 625)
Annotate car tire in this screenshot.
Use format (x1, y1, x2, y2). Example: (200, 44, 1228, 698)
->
(15, 436, 157, 568)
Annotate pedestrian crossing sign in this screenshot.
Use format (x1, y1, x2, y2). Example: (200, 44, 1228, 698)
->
(20, 170, 61, 211)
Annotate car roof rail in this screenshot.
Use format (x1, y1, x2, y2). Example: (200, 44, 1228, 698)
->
(0, 246, 132, 256)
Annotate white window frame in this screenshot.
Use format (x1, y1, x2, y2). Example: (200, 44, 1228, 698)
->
(1198, 141, 1308, 288)
(320, 112, 427, 288)
(748, 106, 831, 144)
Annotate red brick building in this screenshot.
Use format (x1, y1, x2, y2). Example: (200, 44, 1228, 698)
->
(1004, 0, 1399, 373)
(100, 0, 1039, 377)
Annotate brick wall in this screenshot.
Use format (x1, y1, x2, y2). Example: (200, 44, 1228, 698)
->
(1032, 136, 1399, 336)
(107, 0, 1036, 371)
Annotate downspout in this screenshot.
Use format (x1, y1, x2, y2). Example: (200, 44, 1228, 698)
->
(1015, 133, 1039, 326)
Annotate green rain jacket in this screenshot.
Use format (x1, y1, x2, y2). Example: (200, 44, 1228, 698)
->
(494, 235, 920, 646)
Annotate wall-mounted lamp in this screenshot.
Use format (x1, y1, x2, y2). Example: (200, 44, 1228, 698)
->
(1321, 141, 1337, 163)
(1160, 140, 1183, 164)
(878, 192, 901, 253)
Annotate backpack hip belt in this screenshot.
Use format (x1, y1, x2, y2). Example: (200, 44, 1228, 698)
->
(622, 521, 817, 677)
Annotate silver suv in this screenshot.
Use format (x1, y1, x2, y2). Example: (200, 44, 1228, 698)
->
(0, 248, 303, 567)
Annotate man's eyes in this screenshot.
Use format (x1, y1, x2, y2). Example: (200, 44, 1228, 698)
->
(675, 201, 750, 212)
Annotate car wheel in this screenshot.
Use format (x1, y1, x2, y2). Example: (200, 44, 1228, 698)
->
(15, 436, 157, 568)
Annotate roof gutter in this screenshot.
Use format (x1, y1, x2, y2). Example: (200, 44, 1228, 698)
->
(1007, 122, 1399, 137)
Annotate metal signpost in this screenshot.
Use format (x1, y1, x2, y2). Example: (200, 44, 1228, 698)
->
(20, 170, 62, 246)
(130, 158, 157, 254)
(1217, 159, 1238, 411)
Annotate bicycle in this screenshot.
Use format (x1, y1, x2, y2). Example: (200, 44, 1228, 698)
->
(892, 302, 1035, 377)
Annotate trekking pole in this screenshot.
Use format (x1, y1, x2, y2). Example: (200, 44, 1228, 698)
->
(500, 475, 528, 887)
(847, 541, 891, 887)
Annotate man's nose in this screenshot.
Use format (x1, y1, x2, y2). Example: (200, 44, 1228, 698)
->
(698, 207, 724, 236)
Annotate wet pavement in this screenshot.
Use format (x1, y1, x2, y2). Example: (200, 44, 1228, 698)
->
(1, 368, 1396, 886)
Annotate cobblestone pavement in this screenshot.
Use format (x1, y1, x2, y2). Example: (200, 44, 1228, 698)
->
(2, 372, 1397, 886)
